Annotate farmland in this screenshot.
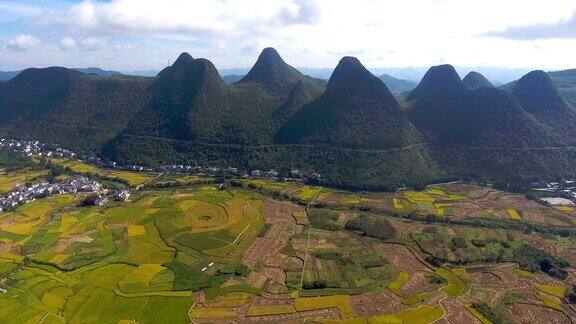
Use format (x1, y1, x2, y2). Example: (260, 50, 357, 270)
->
(1, 173, 576, 323)
(50, 158, 155, 186)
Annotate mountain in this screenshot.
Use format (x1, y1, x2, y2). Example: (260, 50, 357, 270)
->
(125, 53, 231, 141)
(436, 88, 557, 147)
(462, 71, 494, 90)
(406, 64, 467, 101)
(408, 65, 558, 147)
(238, 47, 322, 95)
(513, 70, 576, 143)
(115, 48, 325, 147)
(378, 74, 417, 93)
(121, 70, 160, 77)
(221, 74, 244, 84)
(1, 68, 125, 82)
(2, 51, 576, 189)
(73, 67, 122, 77)
(547, 69, 576, 106)
(277, 57, 422, 149)
(405, 65, 576, 181)
(407, 64, 468, 135)
(109, 53, 437, 189)
(0, 71, 21, 82)
(0, 67, 150, 151)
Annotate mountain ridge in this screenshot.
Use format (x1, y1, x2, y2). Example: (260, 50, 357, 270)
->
(1, 50, 576, 188)
(463, 71, 494, 90)
(276, 56, 422, 149)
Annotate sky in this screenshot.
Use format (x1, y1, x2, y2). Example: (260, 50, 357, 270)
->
(1, 0, 576, 73)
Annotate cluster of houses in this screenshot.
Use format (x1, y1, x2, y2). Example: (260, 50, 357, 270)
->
(159, 165, 240, 176)
(83, 154, 153, 173)
(1, 138, 322, 187)
(532, 180, 576, 205)
(533, 180, 576, 197)
(159, 164, 321, 182)
(88, 189, 131, 207)
(0, 139, 75, 158)
(0, 176, 132, 212)
(0, 176, 103, 212)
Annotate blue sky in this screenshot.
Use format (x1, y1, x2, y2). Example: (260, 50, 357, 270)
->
(1, 0, 576, 72)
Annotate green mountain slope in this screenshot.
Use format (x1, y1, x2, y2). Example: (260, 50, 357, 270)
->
(238, 47, 323, 96)
(378, 73, 417, 93)
(409, 65, 558, 148)
(513, 71, 576, 145)
(0, 67, 150, 151)
(221, 74, 244, 84)
(120, 49, 324, 145)
(277, 57, 422, 149)
(0, 71, 20, 82)
(108, 54, 439, 189)
(548, 69, 576, 106)
(462, 71, 494, 90)
(1, 52, 576, 188)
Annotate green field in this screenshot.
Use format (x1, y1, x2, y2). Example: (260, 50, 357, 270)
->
(51, 158, 155, 186)
(0, 174, 574, 322)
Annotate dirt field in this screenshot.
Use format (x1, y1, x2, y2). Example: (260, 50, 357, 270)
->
(506, 303, 572, 324)
(375, 243, 430, 273)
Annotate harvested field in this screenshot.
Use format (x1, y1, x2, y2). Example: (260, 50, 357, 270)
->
(506, 303, 572, 324)
(375, 243, 430, 272)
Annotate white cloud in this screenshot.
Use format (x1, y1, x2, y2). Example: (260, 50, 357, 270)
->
(58, 36, 106, 52)
(6, 33, 39, 52)
(79, 37, 106, 51)
(43, 0, 319, 37)
(3, 0, 576, 71)
(59, 36, 77, 51)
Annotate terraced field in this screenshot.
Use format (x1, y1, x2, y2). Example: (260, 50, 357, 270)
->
(0, 170, 48, 193)
(0, 175, 576, 323)
(51, 158, 155, 186)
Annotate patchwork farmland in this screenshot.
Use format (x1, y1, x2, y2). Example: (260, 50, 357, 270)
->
(1, 168, 576, 323)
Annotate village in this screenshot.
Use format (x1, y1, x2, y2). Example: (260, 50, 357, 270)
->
(0, 138, 322, 182)
(0, 175, 130, 213)
(0, 138, 325, 212)
(2, 138, 575, 209)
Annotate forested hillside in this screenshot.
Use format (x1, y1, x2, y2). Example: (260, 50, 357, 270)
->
(2, 49, 576, 188)
(0, 67, 151, 152)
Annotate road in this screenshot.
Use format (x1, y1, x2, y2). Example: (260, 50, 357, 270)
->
(299, 187, 322, 290)
(125, 134, 431, 153)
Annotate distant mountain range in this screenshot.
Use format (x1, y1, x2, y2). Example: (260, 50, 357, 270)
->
(2, 49, 576, 189)
(0, 71, 21, 82)
(220, 66, 531, 85)
(221, 71, 415, 93)
(1, 65, 538, 85)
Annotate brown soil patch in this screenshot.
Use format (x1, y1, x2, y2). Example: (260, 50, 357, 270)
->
(375, 243, 429, 272)
(246, 272, 268, 289)
(350, 291, 402, 318)
(237, 308, 340, 323)
(262, 267, 286, 285)
(438, 298, 479, 324)
(401, 271, 436, 295)
(506, 303, 571, 324)
(469, 271, 503, 287)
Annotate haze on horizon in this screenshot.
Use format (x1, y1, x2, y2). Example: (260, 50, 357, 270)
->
(1, 0, 576, 75)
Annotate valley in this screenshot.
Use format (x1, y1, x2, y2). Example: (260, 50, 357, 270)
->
(0, 156, 575, 323)
(2, 1, 576, 323)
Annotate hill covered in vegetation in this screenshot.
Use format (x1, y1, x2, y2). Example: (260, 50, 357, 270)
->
(1, 49, 576, 188)
(378, 73, 417, 93)
(462, 71, 494, 90)
(0, 67, 150, 152)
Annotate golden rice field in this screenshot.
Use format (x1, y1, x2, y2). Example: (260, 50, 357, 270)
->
(0, 174, 573, 323)
(51, 158, 155, 186)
